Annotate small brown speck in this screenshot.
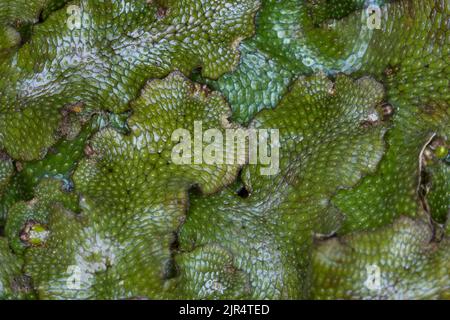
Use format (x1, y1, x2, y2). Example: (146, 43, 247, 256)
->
(15, 161, 23, 172)
(381, 103, 394, 119)
(19, 220, 36, 243)
(84, 144, 95, 157)
(70, 102, 84, 113)
(384, 67, 393, 76)
(384, 65, 399, 77)
(360, 120, 377, 129)
(156, 7, 168, 19)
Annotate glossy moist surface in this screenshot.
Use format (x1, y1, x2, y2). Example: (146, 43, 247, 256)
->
(0, 0, 448, 299)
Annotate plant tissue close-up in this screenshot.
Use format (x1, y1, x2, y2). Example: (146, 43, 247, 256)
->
(0, 0, 448, 301)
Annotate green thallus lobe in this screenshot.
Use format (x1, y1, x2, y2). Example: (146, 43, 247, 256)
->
(0, 0, 448, 300)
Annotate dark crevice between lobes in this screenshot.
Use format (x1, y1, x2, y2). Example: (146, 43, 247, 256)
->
(418, 135, 448, 242)
(237, 186, 250, 199)
(13, 1, 71, 49)
(164, 231, 182, 281)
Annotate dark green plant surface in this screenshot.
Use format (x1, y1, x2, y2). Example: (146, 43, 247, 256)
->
(0, 0, 448, 300)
